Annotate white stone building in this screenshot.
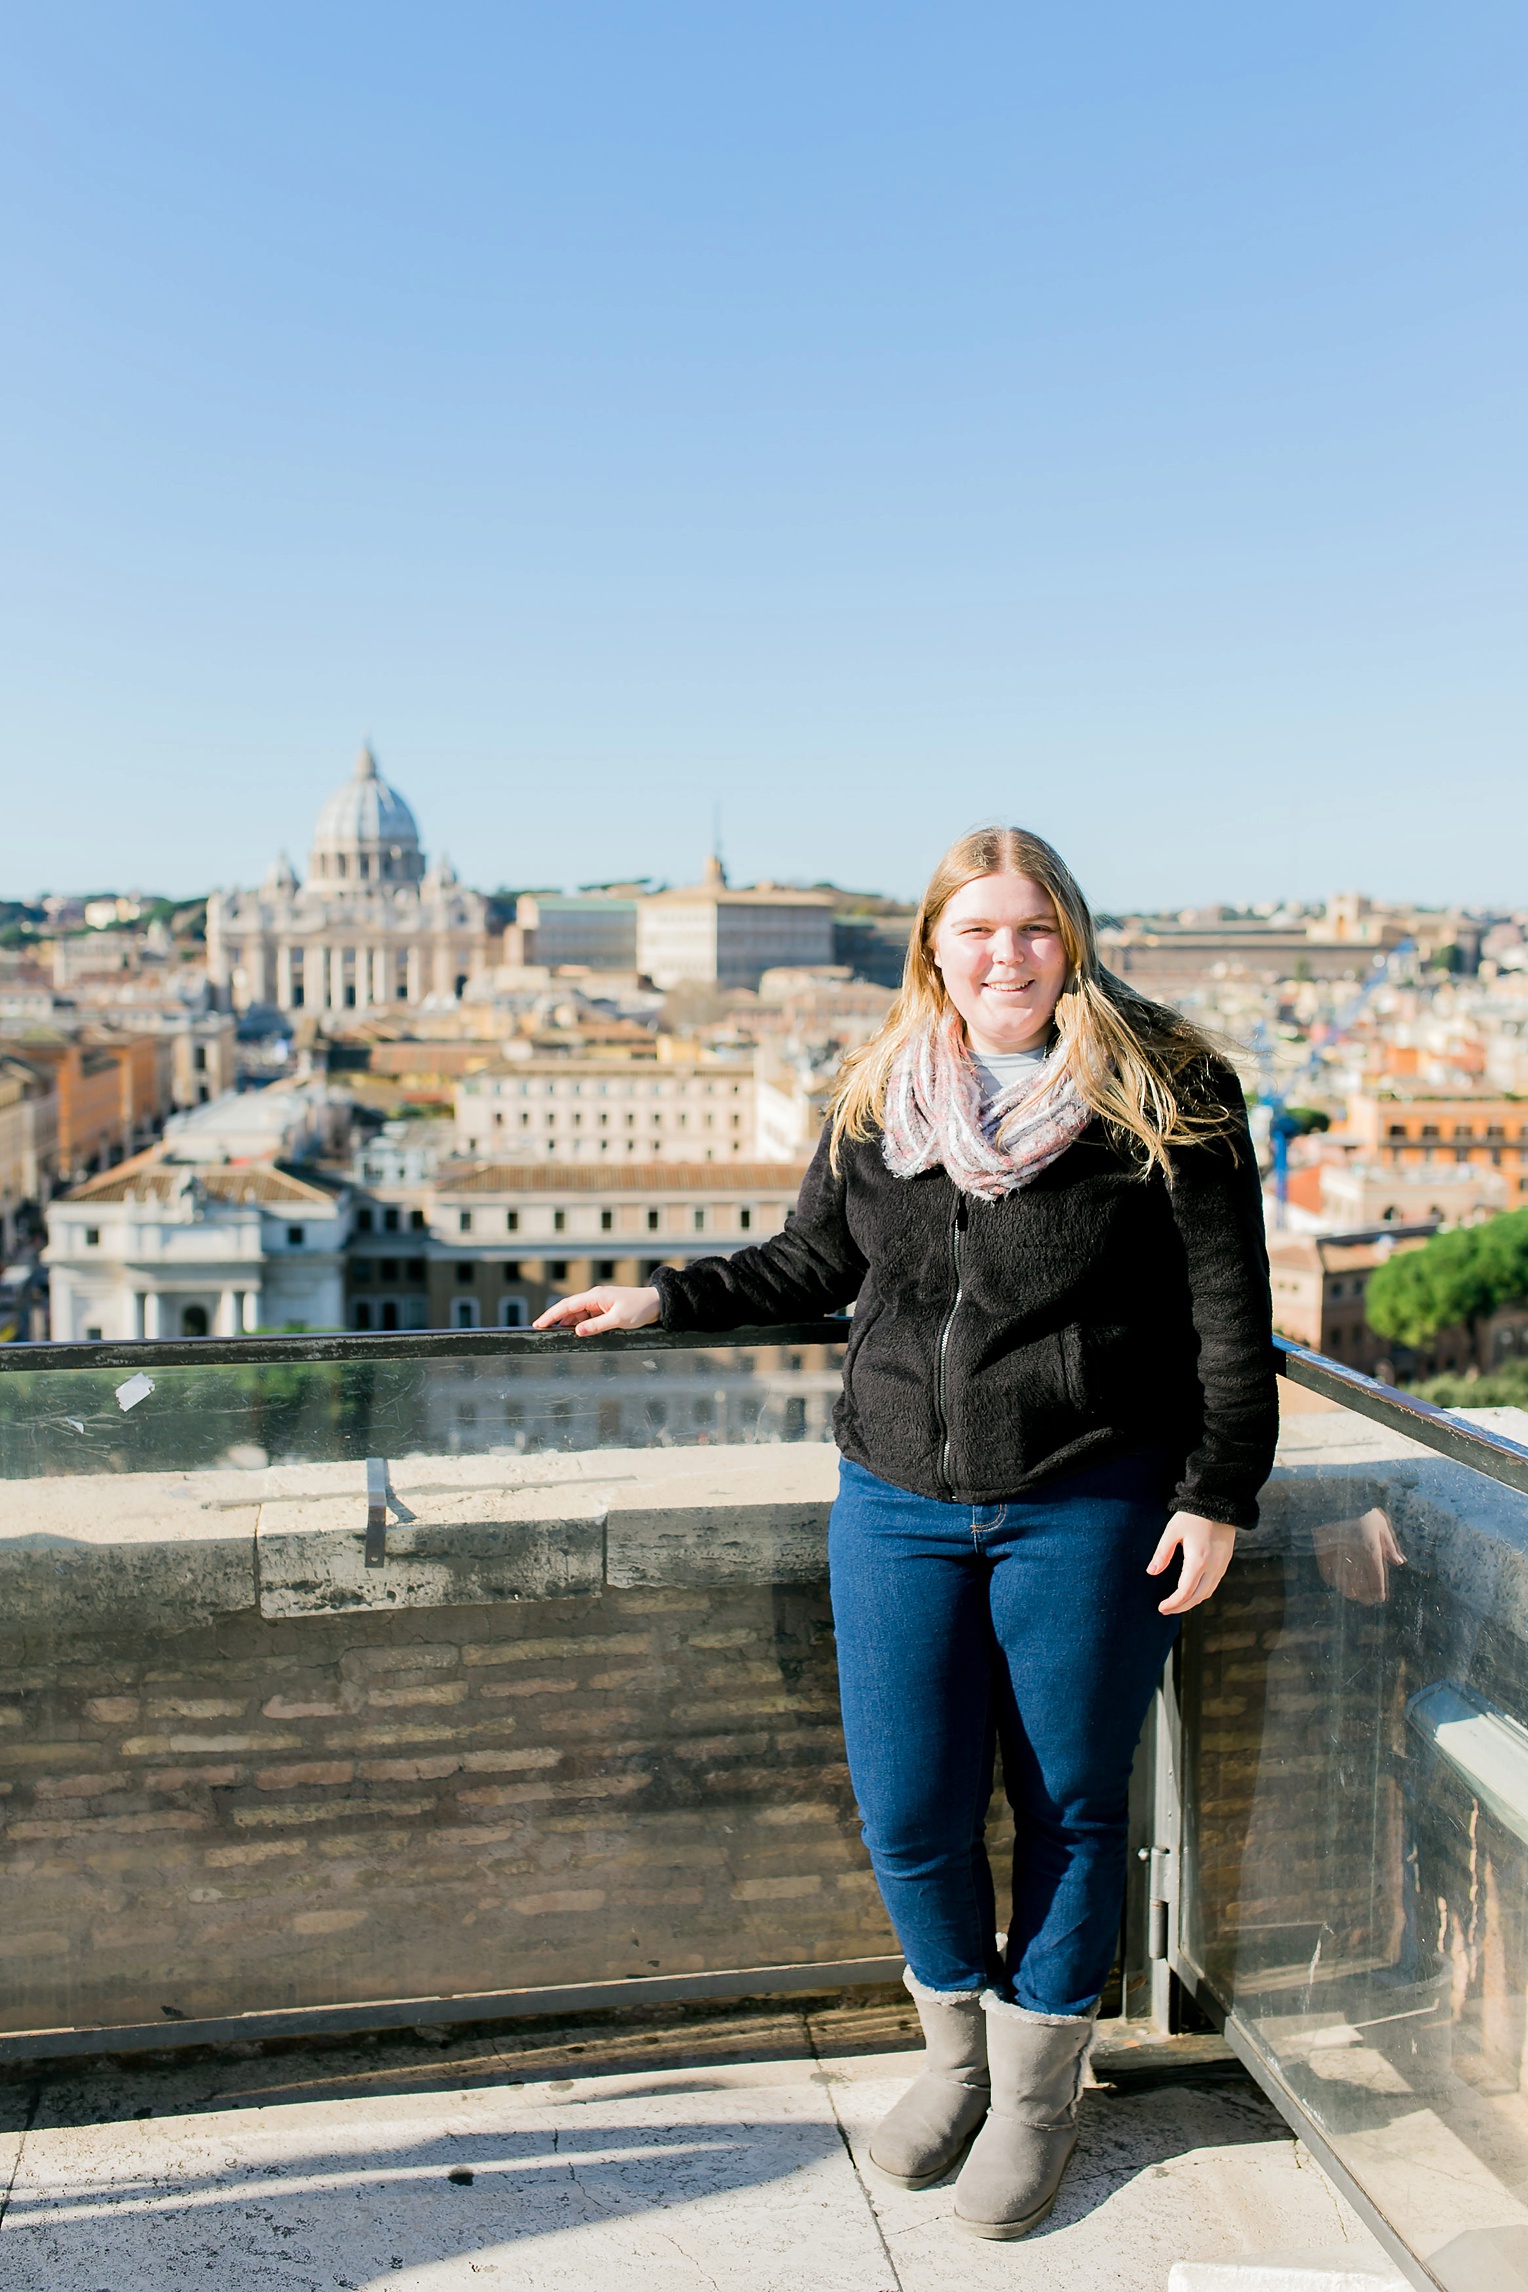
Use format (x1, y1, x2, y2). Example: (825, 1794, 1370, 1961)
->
(46, 1156, 350, 1340)
(754, 1046, 835, 1161)
(207, 747, 492, 1016)
(159, 1082, 352, 1166)
(1277, 1158, 1508, 1236)
(1485, 1004, 1528, 1095)
(454, 1055, 756, 1162)
(636, 860, 836, 990)
(354, 1116, 452, 1189)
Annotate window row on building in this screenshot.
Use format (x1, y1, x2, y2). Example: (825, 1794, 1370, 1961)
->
(449, 1202, 754, 1236)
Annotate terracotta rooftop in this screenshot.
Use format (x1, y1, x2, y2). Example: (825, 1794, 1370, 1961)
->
(64, 1155, 340, 1208)
(1267, 1226, 1436, 1268)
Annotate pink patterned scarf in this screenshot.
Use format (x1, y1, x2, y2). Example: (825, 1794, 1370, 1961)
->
(880, 1011, 1093, 1200)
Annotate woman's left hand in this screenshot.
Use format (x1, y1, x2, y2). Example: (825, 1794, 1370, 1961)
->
(1147, 1512, 1237, 1616)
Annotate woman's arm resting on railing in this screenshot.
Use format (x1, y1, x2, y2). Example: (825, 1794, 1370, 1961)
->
(534, 1287, 661, 1335)
(537, 1129, 864, 1339)
(1147, 1513, 1237, 1616)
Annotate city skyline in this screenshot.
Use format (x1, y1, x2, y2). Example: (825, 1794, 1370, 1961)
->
(9, 834, 1527, 925)
(2, 728, 1528, 916)
(8, 818, 1527, 925)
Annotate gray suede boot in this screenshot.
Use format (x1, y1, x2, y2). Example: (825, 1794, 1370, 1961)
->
(953, 1994, 1096, 2238)
(866, 1971, 990, 2189)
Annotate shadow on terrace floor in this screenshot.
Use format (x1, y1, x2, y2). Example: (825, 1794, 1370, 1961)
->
(0, 1990, 1246, 2131)
(0, 1996, 1351, 2292)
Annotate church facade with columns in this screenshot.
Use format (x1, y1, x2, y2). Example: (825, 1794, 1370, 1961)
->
(45, 1158, 349, 1341)
(207, 747, 493, 1014)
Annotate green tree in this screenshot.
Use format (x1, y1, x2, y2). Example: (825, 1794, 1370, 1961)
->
(1414, 1360, 1528, 1409)
(1366, 1208, 1528, 1350)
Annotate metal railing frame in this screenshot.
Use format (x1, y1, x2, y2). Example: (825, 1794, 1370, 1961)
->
(6, 1318, 1527, 1499)
(0, 1320, 853, 1374)
(1271, 1332, 1528, 1498)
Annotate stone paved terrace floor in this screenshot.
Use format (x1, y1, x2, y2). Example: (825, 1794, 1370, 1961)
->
(0, 1996, 1392, 2291)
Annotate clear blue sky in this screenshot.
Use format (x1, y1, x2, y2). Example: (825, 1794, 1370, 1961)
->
(3, 4, 1525, 910)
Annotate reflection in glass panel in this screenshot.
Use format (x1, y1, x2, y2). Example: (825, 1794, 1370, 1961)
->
(1181, 1380, 1528, 2292)
(0, 1339, 845, 1482)
(0, 1333, 868, 2041)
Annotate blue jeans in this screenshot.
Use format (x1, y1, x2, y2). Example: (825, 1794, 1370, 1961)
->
(829, 1450, 1180, 2014)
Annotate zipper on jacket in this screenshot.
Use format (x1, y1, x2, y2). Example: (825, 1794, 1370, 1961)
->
(934, 1197, 968, 1495)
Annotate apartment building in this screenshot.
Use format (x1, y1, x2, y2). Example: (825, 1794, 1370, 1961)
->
(1268, 1219, 1528, 1381)
(102, 1005, 237, 1110)
(1485, 1005, 1528, 1095)
(507, 893, 639, 971)
(346, 1158, 807, 1330)
(1268, 1226, 1436, 1377)
(1280, 1158, 1507, 1233)
(755, 1045, 836, 1161)
(636, 860, 836, 991)
(1342, 1089, 1528, 1211)
(0, 1054, 59, 1248)
(0, 1032, 175, 1181)
(157, 1081, 351, 1165)
(454, 1053, 755, 1162)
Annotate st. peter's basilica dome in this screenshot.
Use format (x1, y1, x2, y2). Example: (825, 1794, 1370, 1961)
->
(308, 745, 424, 887)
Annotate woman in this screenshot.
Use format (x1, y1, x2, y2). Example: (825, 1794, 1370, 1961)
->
(537, 826, 1276, 2239)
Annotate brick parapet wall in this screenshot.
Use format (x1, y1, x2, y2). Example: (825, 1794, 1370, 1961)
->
(0, 1576, 898, 2036)
(0, 1444, 925, 2041)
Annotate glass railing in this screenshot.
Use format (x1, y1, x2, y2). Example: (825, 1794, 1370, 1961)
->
(0, 1322, 848, 1479)
(1177, 1338, 1528, 2292)
(0, 1321, 878, 2055)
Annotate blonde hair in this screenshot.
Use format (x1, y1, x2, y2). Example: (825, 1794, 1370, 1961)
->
(828, 826, 1240, 1177)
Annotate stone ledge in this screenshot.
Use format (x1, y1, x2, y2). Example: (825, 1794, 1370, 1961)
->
(0, 1466, 260, 1633)
(6, 1414, 1528, 1635)
(257, 1482, 611, 1614)
(0, 1446, 844, 1630)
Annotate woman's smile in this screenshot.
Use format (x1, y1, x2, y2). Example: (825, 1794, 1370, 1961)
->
(930, 873, 1071, 1054)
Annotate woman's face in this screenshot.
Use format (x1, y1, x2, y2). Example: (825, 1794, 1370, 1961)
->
(930, 872, 1070, 1056)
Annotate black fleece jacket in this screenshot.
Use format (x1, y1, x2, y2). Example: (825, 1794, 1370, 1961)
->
(655, 1076, 1278, 1527)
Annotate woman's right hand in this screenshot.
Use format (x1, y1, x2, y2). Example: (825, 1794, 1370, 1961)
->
(533, 1285, 661, 1335)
